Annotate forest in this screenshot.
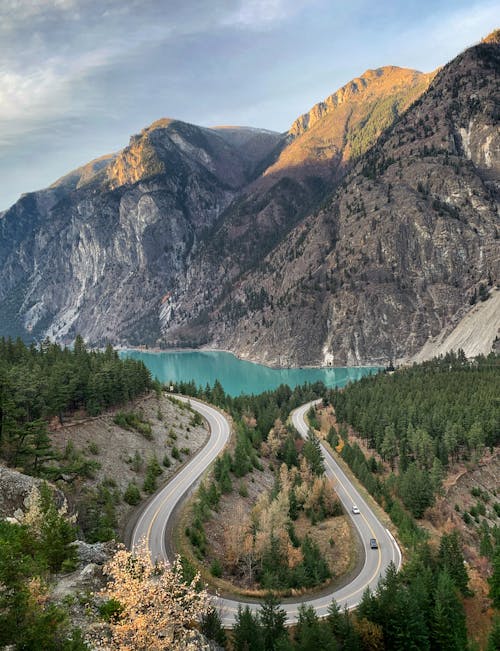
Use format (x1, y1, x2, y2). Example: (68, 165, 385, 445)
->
(328, 351, 499, 520)
(0, 336, 152, 475)
(0, 341, 499, 649)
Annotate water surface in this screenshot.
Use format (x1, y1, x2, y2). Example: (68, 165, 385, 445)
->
(120, 350, 380, 397)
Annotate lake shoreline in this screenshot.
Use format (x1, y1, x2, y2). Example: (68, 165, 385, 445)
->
(115, 345, 381, 371)
(119, 349, 381, 397)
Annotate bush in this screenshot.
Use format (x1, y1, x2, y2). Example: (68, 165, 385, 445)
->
(88, 441, 99, 455)
(143, 456, 163, 494)
(123, 482, 141, 506)
(130, 451, 143, 472)
(99, 598, 123, 622)
(210, 558, 222, 577)
(113, 411, 153, 440)
(171, 446, 181, 460)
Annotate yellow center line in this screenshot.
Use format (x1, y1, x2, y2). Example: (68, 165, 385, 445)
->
(135, 405, 227, 551)
(141, 400, 385, 621)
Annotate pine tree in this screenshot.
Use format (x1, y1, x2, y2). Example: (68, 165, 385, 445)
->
(259, 593, 288, 650)
(294, 603, 337, 650)
(432, 571, 468, 651)
(302, 430, 325, 475)
(438, 531, 470, 596)
(486, 616, 500, 651)
(200, 607, 227, 646)
(233, 605, 264, 651)
(489, 541, 500, 608)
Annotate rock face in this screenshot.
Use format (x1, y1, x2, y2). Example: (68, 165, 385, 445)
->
(0, 465, 66, 519)
(200, 36, 499, 365)
(0, 122, 282, 344)
(0, 35, 498, 365)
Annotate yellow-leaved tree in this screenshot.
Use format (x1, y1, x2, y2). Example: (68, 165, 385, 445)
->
(95, 542, 210, 650)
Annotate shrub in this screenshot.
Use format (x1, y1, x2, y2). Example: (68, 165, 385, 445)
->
(99, 598, 123, 622)
(210, 558, 222, 577)
(113, 411, 153, 439)
(123, 482, 141, 506)
(88, 442, 99, 455)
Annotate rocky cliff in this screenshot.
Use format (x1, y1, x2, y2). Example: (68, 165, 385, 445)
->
(0, 121, 281, 344)
(197, 35, 499, 365)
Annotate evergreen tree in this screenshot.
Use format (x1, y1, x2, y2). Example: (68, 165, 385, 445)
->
(259, 593, 288, 650)
(432, 571, 468, 651)
(302, 430, 325, 475)
(438, 531, 470, 596)
(398, 463, 434, 518)
(486, 616, 500, 651)
(233, 605, 264, 651)
(200, 607, 227, 646)
(294, 603, 337, 650)
(489, 541, 500, 608)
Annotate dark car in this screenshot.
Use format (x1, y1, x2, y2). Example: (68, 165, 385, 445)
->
(369, 538, 378, 549)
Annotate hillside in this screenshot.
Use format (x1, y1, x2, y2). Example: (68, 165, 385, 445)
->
(198, 35, 499, 365)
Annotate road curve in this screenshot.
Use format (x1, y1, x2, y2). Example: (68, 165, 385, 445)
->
(131, 396, 230, 561)
(131, 396, 401, 627)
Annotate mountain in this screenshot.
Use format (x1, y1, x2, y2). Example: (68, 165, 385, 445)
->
(161, 66, 436, 343)
(0, 120, 282, 343)
(192, 34, 499, 365)
(0, 34, 498, 366)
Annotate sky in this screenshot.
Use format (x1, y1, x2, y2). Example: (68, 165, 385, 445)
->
(0, 0, 498, 210)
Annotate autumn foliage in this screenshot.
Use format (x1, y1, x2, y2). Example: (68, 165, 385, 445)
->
(94, 542, 210, 650)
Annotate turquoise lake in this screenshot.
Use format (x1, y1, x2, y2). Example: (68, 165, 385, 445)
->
(120, 350, 380, 397)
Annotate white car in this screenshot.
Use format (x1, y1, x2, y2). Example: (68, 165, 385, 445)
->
(351, 505, 360, 514)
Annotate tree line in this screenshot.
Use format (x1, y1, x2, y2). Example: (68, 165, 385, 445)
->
(0, 336, 152, 474)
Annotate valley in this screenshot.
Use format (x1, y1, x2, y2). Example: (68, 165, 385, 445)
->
(0, 21, 499, 651)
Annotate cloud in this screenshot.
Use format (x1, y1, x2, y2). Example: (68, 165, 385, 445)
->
(223, 0, 317, 29)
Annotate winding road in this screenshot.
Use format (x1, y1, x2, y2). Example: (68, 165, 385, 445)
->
(131, 396, 401, 626)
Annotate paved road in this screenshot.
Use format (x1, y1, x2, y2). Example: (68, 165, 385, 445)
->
(131, 396, 401, 627)
(131, 396, 230, 560)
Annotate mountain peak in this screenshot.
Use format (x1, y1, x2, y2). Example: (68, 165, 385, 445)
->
(260, 65, 435, 185)
(482, 28, 500, 44)
(288, 66, 433, 138)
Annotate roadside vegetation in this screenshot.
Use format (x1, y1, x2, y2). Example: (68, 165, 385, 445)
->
(175, 381, 349, 594)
